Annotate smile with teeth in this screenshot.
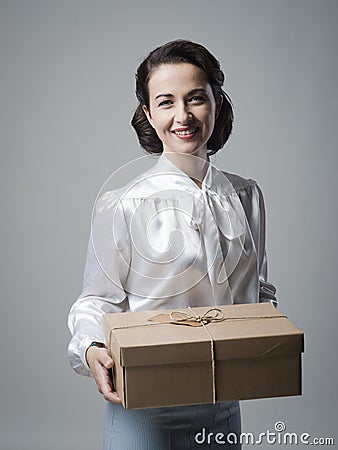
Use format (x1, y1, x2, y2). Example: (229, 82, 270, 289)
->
(173, 127, 198, 137)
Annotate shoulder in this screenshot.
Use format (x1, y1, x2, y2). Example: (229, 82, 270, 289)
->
(94, 165, 155, 207)
(220, 170, 266, 216)
(221, 170, 259, 194)
(95, 189, 124, 214)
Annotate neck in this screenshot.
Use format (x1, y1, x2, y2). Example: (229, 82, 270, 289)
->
(163, 151, 209, 187)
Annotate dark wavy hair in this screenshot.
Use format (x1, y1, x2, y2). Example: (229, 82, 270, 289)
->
(131, 39, 234, 156)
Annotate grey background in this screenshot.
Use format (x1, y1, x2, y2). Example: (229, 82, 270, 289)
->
(1, 0, 337, 448)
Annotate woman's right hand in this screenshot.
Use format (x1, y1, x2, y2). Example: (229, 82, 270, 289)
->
(86, 346, 122, 404)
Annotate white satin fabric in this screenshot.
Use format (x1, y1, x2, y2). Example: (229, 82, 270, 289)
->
(68, 153, 277, 376)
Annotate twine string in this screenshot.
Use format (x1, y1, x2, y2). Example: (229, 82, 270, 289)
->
(169, 307, 225, 325)
(186, 307, 218, 404)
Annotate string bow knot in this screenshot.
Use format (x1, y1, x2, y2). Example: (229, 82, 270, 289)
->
(169, 307, 225, 325)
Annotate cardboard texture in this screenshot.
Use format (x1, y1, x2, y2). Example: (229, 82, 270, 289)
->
(103, 303, 304, 410)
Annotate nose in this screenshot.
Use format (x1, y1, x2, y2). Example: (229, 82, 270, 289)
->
(175, 102, 191, 124)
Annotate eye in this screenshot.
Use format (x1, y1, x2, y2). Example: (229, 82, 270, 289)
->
(158, 99, 173, 107)
(189, 95, 207, 104)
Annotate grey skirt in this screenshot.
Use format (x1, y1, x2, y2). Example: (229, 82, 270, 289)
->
(103, 401, 241, 450)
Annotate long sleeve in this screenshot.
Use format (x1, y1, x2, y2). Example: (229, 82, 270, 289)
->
(224, 172, 277, 307)
(254, 183, 277, 307)
(67, 191, 130, 376)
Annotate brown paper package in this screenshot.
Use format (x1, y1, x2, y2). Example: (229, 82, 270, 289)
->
(103, 303, 304, 410)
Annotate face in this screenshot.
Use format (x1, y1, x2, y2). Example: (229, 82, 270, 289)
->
(143, 63, 222, 158)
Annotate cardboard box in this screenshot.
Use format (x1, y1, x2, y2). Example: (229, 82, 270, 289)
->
(103, 303, 304, 410)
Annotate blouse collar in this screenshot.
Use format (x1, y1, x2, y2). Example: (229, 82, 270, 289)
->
(155, 152, 239, 197)
(154, 151, 206, 191)
(154, 152, 246, 240)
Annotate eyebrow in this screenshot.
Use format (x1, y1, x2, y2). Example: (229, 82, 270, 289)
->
(154, 88, 207, 101)
(155, 93, 173, 100)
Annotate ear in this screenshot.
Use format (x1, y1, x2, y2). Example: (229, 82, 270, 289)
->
(215, 95, 223, 120)
(142, 105, 155, 129)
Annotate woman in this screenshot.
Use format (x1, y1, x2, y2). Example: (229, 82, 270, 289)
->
(68, 39, 277, 449)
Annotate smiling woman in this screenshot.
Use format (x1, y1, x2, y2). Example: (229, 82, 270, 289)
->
(68, 39, 277, 450)
(142, 63, 221, 161)
(132, 39, 234, 157)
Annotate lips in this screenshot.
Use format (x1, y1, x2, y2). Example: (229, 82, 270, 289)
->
(172, 127, 199, 138)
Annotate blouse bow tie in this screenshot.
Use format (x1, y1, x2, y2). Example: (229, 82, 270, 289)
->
(181, 188, 246, 241)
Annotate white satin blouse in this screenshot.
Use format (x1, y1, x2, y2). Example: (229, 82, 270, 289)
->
(68, 153, 277, 376)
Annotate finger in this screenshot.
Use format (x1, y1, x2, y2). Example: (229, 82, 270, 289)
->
(99, 372, 122, 404)
(96, 363, 115, 394)
(101, 355, 114, 370)
(97, 349, 114, 370)
(104, 391, 122, 404)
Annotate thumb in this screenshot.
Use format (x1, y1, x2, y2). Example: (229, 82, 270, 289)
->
(100, 351, 114, 370)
